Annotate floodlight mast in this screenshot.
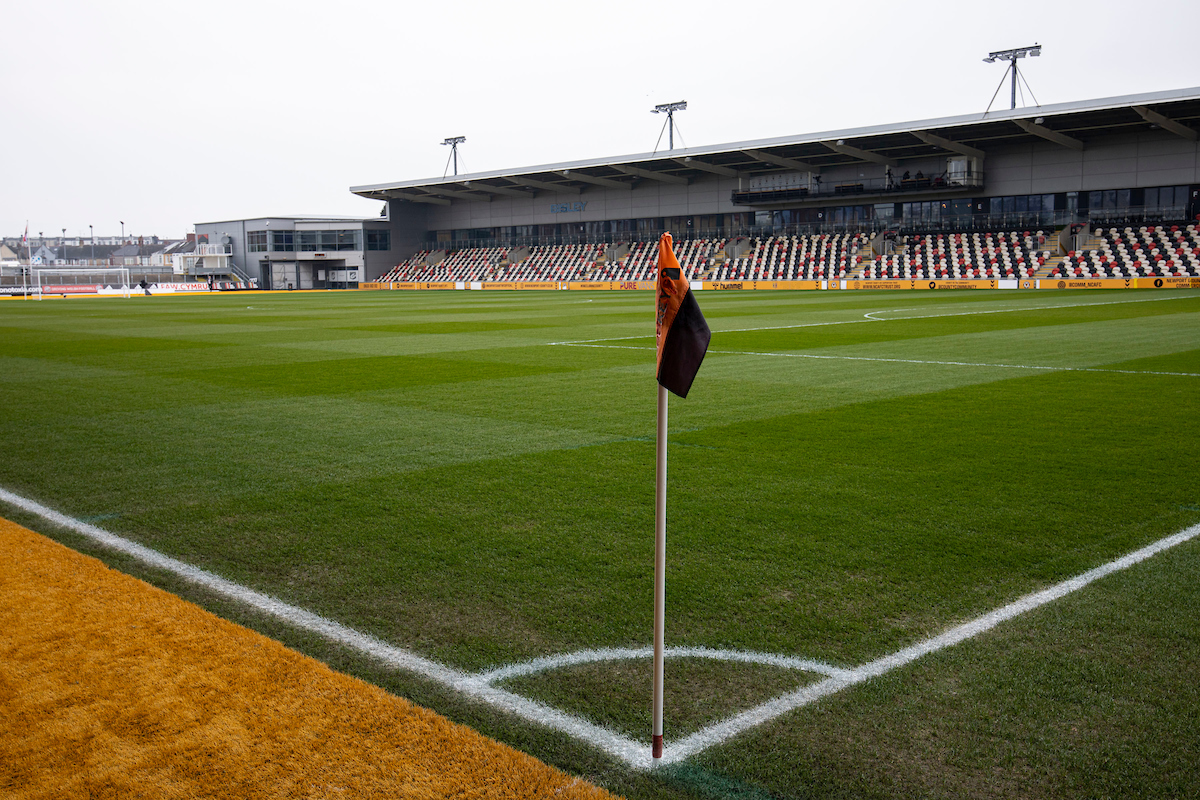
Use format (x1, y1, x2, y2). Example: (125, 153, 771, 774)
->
(652, 101, 687, 150)
(442, 136, 466, 176)
(983, 45, 1042, 110)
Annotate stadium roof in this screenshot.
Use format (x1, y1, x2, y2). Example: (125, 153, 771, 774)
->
(351, 87, 1200, 206)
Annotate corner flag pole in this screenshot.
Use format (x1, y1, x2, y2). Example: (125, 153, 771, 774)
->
(652, 382, 668, 760)
(651, 231, 711, 762)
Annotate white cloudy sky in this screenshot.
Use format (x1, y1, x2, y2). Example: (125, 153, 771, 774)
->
(4, 0, 1199, 240)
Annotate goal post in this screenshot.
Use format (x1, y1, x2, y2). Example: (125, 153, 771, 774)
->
(32, 267, 132, 299)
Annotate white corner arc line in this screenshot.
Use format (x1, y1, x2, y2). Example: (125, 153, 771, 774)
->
(2, 485, 1197, 771)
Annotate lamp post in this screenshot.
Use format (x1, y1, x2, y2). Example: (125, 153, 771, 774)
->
(983, 45, 1042, 110)
(62, 228, 66, 263)
(441, 136, 466, 176)
(652, 101, 688, 150)
(89, 225, 94, 263)
(120, 220, 125, 241)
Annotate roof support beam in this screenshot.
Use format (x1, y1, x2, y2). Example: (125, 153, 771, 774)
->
(557, 170, 630, 190)
(463, 181, 532, 198)
(1013, 118, 1084, 150)
(821, 139, 895, 167)
(911, 130, 986, 159)
(1133, 105, 1198, 141)
(740, 149, 819, 173)
(674, 157, 741, 178)
(503, 177, 579, 195)
(612, 164, 689, 185)
(389, 192, 451, 206)
(428, 187, 489, 201)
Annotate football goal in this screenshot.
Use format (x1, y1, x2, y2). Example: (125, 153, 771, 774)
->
(32, 267, 132, 299)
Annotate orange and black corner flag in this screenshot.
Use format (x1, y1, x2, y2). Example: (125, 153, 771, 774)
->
(656, 232, 711, 398)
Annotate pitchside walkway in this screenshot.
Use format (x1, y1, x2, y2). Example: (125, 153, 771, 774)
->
(0, 517, 614, 800)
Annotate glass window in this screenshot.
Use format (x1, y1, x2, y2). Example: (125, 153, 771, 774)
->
(366, 230, 390, 251)
(1014, 195, 1028, 213)
(270, 231, 294, 252)
(247, 231, 268, 252)
(1103, 190, 1117, 209)
(1117, 189, 1131, 209)
(298, 231, 319, 251)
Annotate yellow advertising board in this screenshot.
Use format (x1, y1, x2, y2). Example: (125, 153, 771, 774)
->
(480, 281, 561, 290)
(919, 279, 997, 290)
(1135, 276, 1200, 289)
(392, 281, 458, 290)
(1037, 278, 1129, 290)
(359, 282, 387, 290)
(700, 280, 820, 291)
(567, 280, 655, 290)
(1036, 277, 1200, 290)
(841, 279, 998, 290)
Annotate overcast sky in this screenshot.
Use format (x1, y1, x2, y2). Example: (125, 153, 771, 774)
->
(5, 0, 1199, 241)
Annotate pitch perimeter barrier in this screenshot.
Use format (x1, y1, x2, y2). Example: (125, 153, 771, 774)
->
(365, 277, 1200, 292)
(1036, 276, 1200, 290)
(8, 282, 254, 297)
(569, 280, 656, 291)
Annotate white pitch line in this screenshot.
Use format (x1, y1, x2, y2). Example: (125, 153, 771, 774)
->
(2, 485, 1198, 771)
(703, 349, 1200, 378)
(547, 292, 1198, 347)
(477, 645, 850, 684)
(546, 342, 1200, 378)
(659, 522, 1200, 765)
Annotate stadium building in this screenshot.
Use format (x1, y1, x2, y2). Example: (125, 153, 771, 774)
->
(205, 87, 1200, 290)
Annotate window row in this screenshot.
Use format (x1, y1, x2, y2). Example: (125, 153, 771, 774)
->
(246, 230, 365, 253)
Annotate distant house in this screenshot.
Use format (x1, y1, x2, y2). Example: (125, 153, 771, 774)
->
(1, 243, 23, 263)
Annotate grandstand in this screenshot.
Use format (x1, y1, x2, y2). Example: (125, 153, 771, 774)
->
(339, 86, 1200, 291)
(195, 88, 1199, 290)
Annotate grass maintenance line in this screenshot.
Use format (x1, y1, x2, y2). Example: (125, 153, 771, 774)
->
(3, 484, 1198, 771)
(0, 516, 614, 799)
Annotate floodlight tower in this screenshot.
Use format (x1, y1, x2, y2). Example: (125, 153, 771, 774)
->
(983, 44, 1042, 110)
(652, 101, 687, 150)
(442, 136, 466, 176)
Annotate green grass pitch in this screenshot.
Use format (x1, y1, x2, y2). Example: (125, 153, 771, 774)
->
(2, 288, 1199, 799)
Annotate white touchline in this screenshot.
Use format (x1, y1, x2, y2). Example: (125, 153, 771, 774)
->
(1, 485, 1197, 771)
(547, 292, 1198, 347)
(545, 342, 1200, 378)
(702, 349, 1200, 378)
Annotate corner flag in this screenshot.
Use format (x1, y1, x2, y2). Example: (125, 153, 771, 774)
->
(655, 233, 710, 398)
(652, 232, 709, 761)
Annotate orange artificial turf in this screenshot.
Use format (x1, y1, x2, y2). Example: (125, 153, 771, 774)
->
(0, 517, 617, 799)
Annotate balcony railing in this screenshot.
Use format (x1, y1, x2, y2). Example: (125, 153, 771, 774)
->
(732, 173, 985, 205)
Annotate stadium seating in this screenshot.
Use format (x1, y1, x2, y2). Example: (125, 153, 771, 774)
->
(1048, 224, 1200, 278)
(858, 230, 1050, 280)
(376, 226, 1200, 285)
(709, 233, 866, 281)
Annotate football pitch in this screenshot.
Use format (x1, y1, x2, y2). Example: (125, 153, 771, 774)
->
(2, 288, 1199, 799)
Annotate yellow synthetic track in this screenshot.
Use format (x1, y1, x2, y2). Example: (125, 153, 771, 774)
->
(0, 518, 617, 799)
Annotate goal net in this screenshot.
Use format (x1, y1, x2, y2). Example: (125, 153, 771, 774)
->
(32, 267, 132, 299)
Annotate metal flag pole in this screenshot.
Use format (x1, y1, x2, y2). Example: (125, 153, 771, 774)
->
(652, 381, 669, 760)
